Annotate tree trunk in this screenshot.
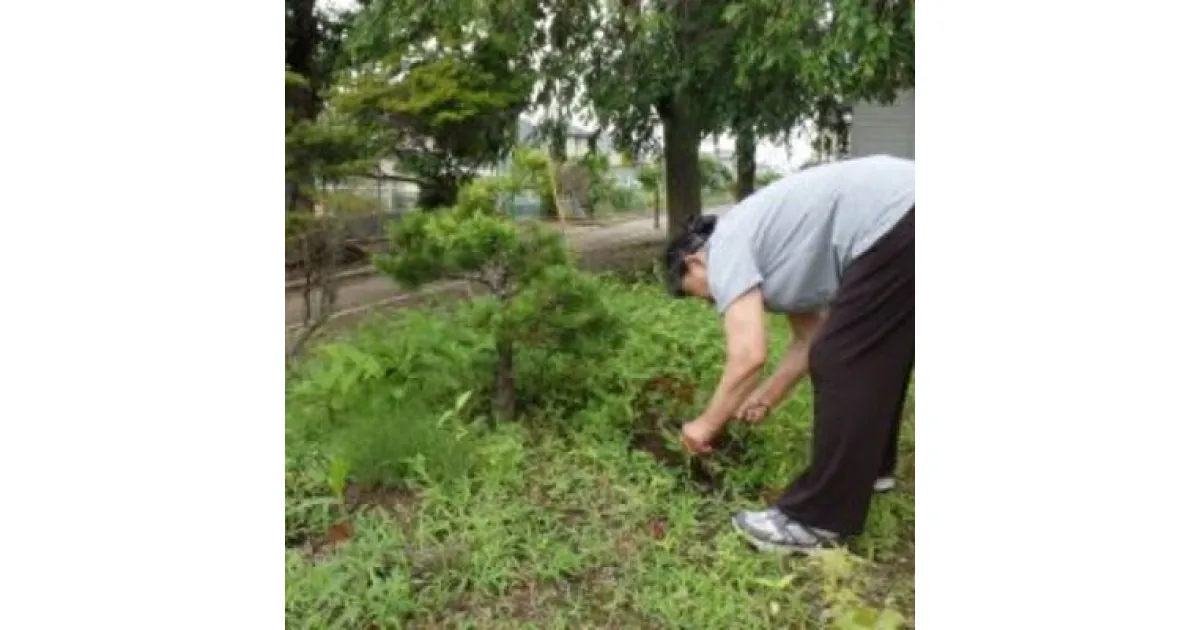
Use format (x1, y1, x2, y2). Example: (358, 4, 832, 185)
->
(285, 77, 318, 216)
(548, 119, 568, 163)
(286, 179, 311, 214)
(493, 337, 516, 422)
(835, 115, 851, 159)
(662, 101, 702, 240)
(735, 127, 756, 201)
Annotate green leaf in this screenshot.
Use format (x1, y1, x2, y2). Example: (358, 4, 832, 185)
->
(454, 390, 474, 413)
(752, 573, 798, 590)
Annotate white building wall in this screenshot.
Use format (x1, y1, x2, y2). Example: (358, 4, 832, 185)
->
(849, 89, 915, 160)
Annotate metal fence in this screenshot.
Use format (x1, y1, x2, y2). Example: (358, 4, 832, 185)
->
(338, 210, 408, 243)
(287, 171, 651, 268)
(322, 180, 420, 216)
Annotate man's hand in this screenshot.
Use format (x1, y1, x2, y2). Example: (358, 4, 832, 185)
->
(681, 418, 720, 455)
(734, 310, 827, 424)
(736, 397, 771, 423)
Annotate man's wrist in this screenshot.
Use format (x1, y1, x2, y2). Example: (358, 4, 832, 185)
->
(755, 384, 780, 408)
(696, 410, 727, 432)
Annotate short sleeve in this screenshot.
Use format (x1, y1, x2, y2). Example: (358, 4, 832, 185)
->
(707, 238, 764, 314)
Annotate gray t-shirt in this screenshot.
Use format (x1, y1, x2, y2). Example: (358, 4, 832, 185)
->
(706, 155, 914, 314)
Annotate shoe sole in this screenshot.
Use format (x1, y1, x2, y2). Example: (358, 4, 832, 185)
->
(730, 516, 834, 557)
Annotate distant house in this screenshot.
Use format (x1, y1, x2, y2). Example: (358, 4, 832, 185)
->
(556, 122, 594, 160)
(482, 118, 629, 179)
(517, 119, 612, 161)
(848, 88, 915, 160)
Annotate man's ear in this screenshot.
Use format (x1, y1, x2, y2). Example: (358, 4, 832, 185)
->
(683, 251, 705, 269)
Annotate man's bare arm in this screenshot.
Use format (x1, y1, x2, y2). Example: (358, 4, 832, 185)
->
(694, 289, 770, 432)
(742, 310, 827, 414)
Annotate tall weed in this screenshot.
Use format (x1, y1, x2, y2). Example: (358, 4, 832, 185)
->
(287, 309, 489, 487)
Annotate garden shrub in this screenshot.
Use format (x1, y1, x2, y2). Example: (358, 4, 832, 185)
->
(699, 154, 733, 193)
(576, 153, 613, 216)
(607, 185, 641, 213)
(374, 172, 624, 421)
(510, 275, 792, 496)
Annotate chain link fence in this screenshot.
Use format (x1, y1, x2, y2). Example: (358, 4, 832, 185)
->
(287, 169, 657, 274)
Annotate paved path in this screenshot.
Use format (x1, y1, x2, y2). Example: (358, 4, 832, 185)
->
(286, 205, 733, 328)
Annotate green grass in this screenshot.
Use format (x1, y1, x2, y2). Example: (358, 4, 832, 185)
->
(285, 272, 914, 629)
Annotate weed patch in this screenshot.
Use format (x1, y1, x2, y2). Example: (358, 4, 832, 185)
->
(286, 273, 915, 629)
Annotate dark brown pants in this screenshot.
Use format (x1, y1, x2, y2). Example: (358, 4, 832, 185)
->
(775, 209, 914, 536)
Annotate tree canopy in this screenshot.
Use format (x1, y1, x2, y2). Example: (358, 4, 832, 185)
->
(285, 0, 364, 213)
(286, 0, 916, 231)
(529, 0, 915, 236)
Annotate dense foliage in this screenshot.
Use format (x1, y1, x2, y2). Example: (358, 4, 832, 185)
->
(372, 166, 625, 420)
(334, 18, 537, 207)
(308, 0, 916, 232)
(285, 275, 915, 629)
(285, 0, 366, 213)
(700, 154, 734, 194)
(525, 0, 915, 235)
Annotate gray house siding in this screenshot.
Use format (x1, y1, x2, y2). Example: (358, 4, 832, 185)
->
(848, 89, 915, 160)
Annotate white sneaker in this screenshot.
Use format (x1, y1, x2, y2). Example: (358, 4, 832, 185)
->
(732, 508, 841, 555)
(873, 477, 897, 492)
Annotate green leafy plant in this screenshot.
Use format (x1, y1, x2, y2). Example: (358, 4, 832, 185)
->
(607, 185, 641, 214)
(334, 4, 539, 209)
(284, 95, 389, 361)
(374, 173, 624, 421)
(285, 447, 343, 550)
(504, 147, 558, 219)
(576, 153, 614, 216)
(816, 550, 908, 630)
(636, 163, 663, 202)
(636, 161, 666, 227)
(285, 274, 915, 628)
(287, 308, 491, 487)
(326, 455, 350, 500)
(755, 170, 783, 188)
(332, 389, 479, 488)
(699, 154, 733, 193)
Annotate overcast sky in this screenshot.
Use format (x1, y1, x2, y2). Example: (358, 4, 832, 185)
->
(312, 0, 814, 170)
